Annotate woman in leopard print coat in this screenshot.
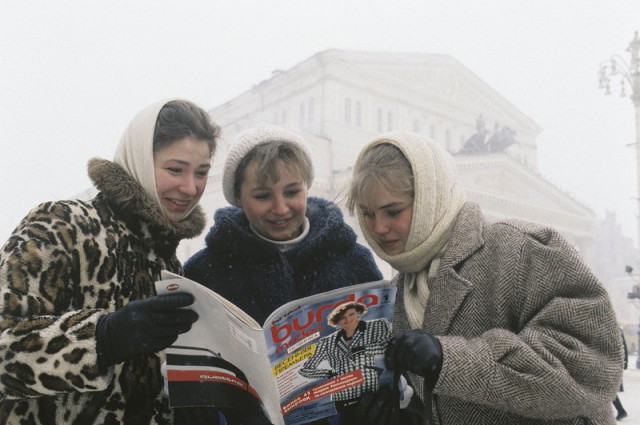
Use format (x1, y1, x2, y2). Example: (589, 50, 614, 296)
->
(0, 99, 219, 424)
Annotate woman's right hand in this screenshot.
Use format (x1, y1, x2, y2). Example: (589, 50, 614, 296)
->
(95, 293, 198, 368)
(384, 330, 443, 383)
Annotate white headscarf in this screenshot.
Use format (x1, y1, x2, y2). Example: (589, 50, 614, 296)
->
(355, 132, 465, 327)
(113, 98, 205, 219)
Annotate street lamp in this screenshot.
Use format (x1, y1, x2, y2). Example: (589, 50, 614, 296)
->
(600, 32, 640, 368)
(599, 31, 640, 237)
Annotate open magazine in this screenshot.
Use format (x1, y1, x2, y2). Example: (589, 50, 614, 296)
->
(155, 271, 396, 425)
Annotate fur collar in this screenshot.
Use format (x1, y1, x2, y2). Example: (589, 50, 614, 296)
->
(87, 157, 205, 240)
(204, 197, 356, 260)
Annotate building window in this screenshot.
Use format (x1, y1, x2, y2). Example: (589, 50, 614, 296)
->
(281, 110, 287, 124)
(308, 98, 314, 123)
(413, 119, 420, 133)
(377, 108, 383, 132)
(344, 98, 351, 123)
(355, 101, 362, 127)
(430, 124, 436, 139)
(387, 111, 393, 131)
(299, 102, 305, 127)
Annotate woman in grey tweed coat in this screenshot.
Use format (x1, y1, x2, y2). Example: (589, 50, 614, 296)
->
(346, 131, 624, 424)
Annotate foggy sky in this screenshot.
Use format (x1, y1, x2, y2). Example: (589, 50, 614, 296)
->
(1, 0, 639, 246)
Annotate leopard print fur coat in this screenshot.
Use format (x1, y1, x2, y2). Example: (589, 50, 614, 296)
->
(0, 157, 205, 424)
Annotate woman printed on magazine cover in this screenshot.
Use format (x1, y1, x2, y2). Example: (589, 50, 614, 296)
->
(0, 99, 220, 424)
(298, 302, 391, 409)
(345, 131, 623, 424)
(182, 124, 383, 424)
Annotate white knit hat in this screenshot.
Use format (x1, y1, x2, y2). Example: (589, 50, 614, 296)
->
(222, 124, 314, 206)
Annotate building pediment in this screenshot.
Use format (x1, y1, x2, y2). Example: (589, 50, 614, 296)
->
(318, 50, 540, 134)
(198, 48, 596, 268)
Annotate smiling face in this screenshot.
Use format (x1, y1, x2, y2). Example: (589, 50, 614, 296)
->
(338, 308, 361, 334)
(236, 160, 308, 241)
(154, 136, 212, 222)
(360, 187, 413, 255)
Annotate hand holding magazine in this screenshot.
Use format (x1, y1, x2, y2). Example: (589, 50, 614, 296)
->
(155, 271, 397, 425)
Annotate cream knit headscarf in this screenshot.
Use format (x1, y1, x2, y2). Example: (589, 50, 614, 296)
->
(113, 98, 201, 219)
(354, 132, 465, 328)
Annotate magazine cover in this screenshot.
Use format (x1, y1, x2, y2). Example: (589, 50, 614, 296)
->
(269, 282, 396, 424)
(156, 273, 396, 425)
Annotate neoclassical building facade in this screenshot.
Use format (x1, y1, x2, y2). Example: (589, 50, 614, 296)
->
(177, 49, 596, 280)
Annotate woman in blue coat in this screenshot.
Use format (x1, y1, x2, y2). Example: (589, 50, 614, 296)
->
(185, 125, 382, 325)
(183, 124, 382, 423)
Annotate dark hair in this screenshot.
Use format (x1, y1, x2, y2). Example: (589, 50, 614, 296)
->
(327, 301, 368, 327)
(153, 100, 220, 157)
(234, 140, 312, 199)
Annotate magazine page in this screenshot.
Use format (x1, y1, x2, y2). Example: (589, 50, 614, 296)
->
(155, 273, 282, 424)
(160, 270, 261, 329)
(262, 280, 397, 425)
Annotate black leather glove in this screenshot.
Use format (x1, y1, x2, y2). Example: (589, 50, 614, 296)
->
(96, 293, 198, 368)
(384, 330, 443, 383)
(345, 369, 401, 425)
(350, 387, 397, 425)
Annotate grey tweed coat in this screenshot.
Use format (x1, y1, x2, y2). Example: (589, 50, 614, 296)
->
(393, 202, 623, 425)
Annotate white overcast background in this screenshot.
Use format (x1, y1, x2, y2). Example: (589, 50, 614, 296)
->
(1, 0, 639, 246)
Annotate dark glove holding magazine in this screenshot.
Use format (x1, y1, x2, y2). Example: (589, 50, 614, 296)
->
(96, 292, 198, 368)
(385, 330, 442, 425)
(384, 329, 443, 383)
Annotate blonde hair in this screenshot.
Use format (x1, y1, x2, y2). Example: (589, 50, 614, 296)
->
(234, 140, 312, 198)
(347, 143, 414, 214)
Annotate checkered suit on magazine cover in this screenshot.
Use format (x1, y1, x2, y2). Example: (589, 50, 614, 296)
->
(298, 318, 391, 402)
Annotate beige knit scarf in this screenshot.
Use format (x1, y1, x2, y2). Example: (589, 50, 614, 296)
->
(356, 132, 465, 328)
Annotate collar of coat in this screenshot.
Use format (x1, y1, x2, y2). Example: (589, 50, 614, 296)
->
(416, 202, 484, 336)
(337, 320, 367, 345)
(87, 157, 206, 240)
(440, 202, 485, 269)
(205, 196, 357, 260)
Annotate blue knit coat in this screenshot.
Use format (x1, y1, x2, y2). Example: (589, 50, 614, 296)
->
(184, 197, 383, 324)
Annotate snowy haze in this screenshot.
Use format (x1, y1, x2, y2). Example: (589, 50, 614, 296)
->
(1, 0, 639, 246)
